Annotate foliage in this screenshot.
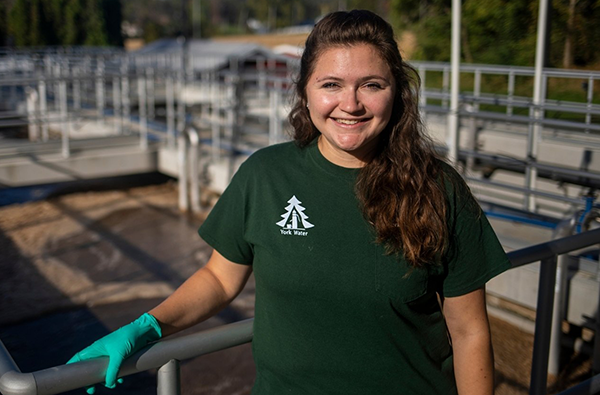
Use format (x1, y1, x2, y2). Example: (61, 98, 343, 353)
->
(5, 0, 122, 47)
(391, 0, 600, 68)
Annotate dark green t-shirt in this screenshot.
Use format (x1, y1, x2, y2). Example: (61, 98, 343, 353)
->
(198, 140, 511, 394)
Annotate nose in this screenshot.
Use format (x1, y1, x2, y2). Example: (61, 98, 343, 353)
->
(339, 88, 363, 113)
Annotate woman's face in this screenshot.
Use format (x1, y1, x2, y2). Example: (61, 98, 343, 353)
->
(306, 44, 396, 168)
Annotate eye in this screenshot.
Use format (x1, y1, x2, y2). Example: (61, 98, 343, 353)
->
(321, 82, 339, 89)
(363, 82, 383, 90)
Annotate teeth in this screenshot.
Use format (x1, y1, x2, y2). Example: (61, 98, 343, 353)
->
(336, 118, 360, 125)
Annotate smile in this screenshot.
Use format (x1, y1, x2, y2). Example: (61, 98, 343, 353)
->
(334, 118, 365, 125)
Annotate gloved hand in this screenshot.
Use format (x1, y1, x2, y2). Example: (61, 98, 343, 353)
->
(67, 313, 162, 394)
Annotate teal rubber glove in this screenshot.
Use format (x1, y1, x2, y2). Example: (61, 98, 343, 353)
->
(67, 313, 162, 394)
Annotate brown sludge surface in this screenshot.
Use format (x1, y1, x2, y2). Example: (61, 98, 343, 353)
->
(0, 183, 593, 394)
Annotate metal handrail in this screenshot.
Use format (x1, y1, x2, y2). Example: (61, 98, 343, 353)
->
(557, 374, 600, 395)
(1, 230, 600, 395)
(0, 319, 253, 395)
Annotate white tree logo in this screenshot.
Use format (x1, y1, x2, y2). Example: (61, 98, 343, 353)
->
(276, 195, 314, 232)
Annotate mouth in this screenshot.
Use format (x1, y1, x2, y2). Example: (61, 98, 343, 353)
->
(334, 118, 368, 125)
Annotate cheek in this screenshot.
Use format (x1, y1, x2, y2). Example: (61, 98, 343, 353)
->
(369, 96, 395, 120)
(310, 95, 337, 115)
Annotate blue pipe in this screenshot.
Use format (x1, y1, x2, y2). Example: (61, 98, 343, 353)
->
(576, 195, 595, 233)
(483, 211, 558, 229)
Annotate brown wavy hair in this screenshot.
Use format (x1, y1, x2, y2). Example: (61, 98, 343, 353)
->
(288, 10, 448, 268)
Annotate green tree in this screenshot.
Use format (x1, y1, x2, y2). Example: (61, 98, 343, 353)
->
(391, 0, 600, 67)
(62, 0, 83, 45)
(83, 0, 108, 45)
(392, 0, 452, 61)
(8, 0, 48, 46)
(7, 0, 121, 47)
(462, 0, 537, 66)
(552, 0, 600, 68)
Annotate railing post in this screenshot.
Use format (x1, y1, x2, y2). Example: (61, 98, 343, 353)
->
(138, 74, 148, 150)
(178, 131, 189, 212)
(96, 59, 105, 124)
(188, 127, 201, 213)
(26, 87, 38, 141)
(157, 359, 181, 395)
(39, 79, 48, 141)
(112, 75, 121, 134)
(419, 65, 427, 119)
(59, 79, 70, 158)
(530, 255, 559, 395)
(166, 75, 176, 149)
(585, 76, 594, 133)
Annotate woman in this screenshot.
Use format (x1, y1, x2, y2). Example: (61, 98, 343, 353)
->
(69, 10, 511, 395)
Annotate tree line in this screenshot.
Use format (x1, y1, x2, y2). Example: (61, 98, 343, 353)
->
(1, 0, 598, 68)
(1, 0, 122, 47)
(392, 0, 600, 68)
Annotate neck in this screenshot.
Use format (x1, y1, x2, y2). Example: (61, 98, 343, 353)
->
(317, 135, 377, 168)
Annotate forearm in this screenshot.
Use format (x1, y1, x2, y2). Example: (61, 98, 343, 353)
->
(451, 328, 494, 395)
(149, 266, 232, 337)
(443, 287, 495, 395)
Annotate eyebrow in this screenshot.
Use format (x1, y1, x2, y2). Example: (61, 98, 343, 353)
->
(315, 75, 391, 83)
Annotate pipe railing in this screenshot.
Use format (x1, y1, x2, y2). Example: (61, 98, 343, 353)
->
(1, 230, 600, 395)
(0, 319, 253, 395)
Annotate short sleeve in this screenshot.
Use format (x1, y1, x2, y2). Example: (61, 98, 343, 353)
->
(198, 162, 254, 265)
(440, 172, 512, 297)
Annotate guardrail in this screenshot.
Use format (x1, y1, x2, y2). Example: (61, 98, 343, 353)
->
(1, 229, 600, 394)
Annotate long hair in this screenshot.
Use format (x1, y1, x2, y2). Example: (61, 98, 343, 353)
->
(288, 10, 448, 268)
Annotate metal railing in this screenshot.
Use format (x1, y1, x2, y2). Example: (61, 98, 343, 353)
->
(1, 229, 600, 395)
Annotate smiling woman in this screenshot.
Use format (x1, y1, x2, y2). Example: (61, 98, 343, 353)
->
(306, 44, 396, 167)
(67, 9, 511, 395)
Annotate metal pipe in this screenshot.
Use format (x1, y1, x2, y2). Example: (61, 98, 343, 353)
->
(586, 77, 594, 129)
(447, 0, 461, 166)
(0, 340, 37, 395)
(527, 0, 551, 212)
(178, 131, 189, 212)
(157, 359, 180, 395)
(507, 227, 600, 268)
(442, 67, 450, 108)
(474, 69, 481, 113)
(530, 255, 558, 395)
(466, 176, 586, 205)
(0, 320, 253, 395)
(176, 72, 185, 135)
(59, 80, 69, 158)
(188, 127, 201, 213)
(147, 68, 155, 120)
(26, 87, 38, 141)
(555, 373, 600, 394)
(507, 71, 515, 117)
(121, 61, 130, 135)
(39, 80, 48, 141)
(548, 215, 578, 377)
(96, 59, 105, 124)
(73, 66, 81, 111)
(166, 76, 176, 149)
(419, 65, 427, 119)
(113, 76, 121, 134)
(138, 76, 148, 150)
